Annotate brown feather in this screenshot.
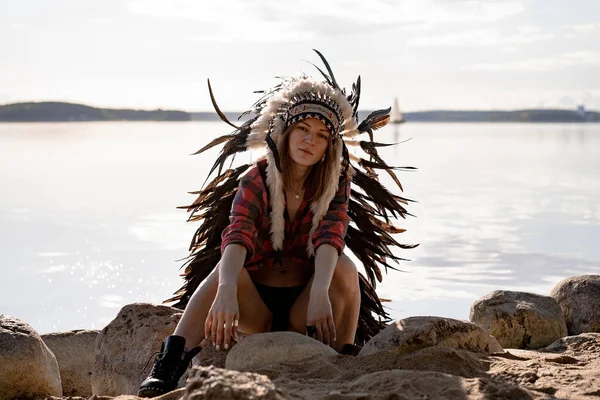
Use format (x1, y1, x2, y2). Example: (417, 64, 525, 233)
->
(191, 134, 235, 155)
(371, 114, 390, 130)
(207, 79, 241, 130)
(386, 169, 404, 191)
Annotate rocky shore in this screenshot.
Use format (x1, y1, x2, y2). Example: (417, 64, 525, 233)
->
(1, 274, 599, 400)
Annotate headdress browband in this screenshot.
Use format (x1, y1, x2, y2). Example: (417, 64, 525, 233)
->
(282, 91, 345, 137)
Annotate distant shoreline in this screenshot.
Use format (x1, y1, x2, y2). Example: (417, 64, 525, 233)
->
(1, 101, 598, 123)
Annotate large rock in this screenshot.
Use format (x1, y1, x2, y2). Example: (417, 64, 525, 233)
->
(470, 290, 567, 349)
(0, 315, 62, 399)
(353, 346, 488, 378)
(332, 369, 539, 400)
(359, 316, 504, 357)
(42, 329, 99, 397)
(544, 332, 600, 353)
(257, 345, 488, 381)
(91, 303, 184, 396)
(225, 331, 338, 371)
(192, 338, 228, 370)
(183, 365, 286, 400)
(550, 275, 600, 335)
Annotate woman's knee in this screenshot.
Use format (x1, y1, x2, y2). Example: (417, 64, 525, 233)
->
(189, 264, 219, 300)
(331, 254, 359, 294)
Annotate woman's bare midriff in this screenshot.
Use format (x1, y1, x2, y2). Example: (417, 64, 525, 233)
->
(249, 262, 313, 287)
(248, 195, 313, 287)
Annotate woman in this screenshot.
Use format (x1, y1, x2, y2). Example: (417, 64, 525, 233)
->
(138, 51, 414, 398)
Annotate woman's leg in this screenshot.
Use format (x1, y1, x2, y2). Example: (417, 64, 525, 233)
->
(288, 254, 361, 351)
(138, 265, 272, 397)
(173, 263, 272, 348)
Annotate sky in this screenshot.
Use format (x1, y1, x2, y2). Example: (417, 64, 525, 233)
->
(1, 0, 599, 112)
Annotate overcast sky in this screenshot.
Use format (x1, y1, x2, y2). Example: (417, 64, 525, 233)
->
(1, 0, 599, 111)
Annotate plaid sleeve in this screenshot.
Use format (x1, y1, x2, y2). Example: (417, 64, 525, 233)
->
(221, 167, 266, 256)
(312, 174, 351, 255)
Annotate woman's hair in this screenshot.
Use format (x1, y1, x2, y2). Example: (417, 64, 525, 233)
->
(278, 122, 335, 202)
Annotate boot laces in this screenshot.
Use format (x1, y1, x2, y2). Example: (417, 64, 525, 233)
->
(141, 346, 202, 382)
(141, 350, 165, 375)
(143, 351, 182, 380)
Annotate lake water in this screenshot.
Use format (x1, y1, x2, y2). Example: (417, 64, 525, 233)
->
(1, 121, 599, 334)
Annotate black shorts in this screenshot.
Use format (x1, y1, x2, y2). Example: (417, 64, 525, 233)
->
(253, 281, 306, 332)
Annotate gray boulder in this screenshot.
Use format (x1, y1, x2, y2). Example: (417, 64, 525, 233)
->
(91, 303, 184, 396)
(544, 332, 600, 353)
(470, 290, 567, 349)
(42, 329, 99, 397)
(183, 365, 286, 400)
(550, 274, 600, 335)
(359, 316, 503, 357)
(334, 369, 538, 400)
(225, 331, 337, 371)
(192, 338, 228, 369)
(0, 315, 62, 399)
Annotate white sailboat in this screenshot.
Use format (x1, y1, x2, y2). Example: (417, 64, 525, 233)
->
(390, 97, 405, 124)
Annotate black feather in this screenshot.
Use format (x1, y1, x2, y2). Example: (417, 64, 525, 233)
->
(349, 76, 361, 118)
(165, 52, 418, 347)
(165, 164, 251, 306)
(307, 62, 333, 87)
(313, 49, 339, 89)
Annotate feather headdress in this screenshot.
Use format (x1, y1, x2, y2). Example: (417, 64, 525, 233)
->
(166, 50, 417, 345)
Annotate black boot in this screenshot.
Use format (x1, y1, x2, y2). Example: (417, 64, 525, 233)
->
(137, 335, 202, 398)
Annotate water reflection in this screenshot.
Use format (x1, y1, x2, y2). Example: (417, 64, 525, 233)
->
(0, 122, 599, 332)
(374, 122, 600, 321)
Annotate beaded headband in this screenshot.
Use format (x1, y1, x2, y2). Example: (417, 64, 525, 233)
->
(282, 91, 345, 137)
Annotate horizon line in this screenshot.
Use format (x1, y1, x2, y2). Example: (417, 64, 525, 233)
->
(0, 100, 597, 114)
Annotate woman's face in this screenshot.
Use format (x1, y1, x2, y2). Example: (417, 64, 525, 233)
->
(287, 118, 331, 168)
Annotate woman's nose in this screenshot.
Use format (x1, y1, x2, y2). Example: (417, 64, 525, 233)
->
(304, 131, 315, 144)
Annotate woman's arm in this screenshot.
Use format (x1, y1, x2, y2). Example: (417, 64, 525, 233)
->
(307, 244, 339, 345)
(220, 166, 267, 257)
(307, 176, 352, 346)
(312, 244, 338, 292)
(205, 243, 247, 350)
(312, 174, 351, 254)
(207, 165, 267, 349)
(218, 243, 247, 287)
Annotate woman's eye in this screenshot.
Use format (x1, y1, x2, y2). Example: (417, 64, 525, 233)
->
(318, 134, 328, 140)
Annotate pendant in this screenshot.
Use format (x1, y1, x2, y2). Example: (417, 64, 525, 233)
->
(294, 194, 300, 199)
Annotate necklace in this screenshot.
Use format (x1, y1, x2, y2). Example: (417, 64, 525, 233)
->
(289, 184, 304, 200)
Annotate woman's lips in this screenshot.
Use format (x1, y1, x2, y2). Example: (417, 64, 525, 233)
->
(299, 148, 314, 156)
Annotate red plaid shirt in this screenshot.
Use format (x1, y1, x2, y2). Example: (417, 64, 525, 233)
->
(221, 160, 351, 270)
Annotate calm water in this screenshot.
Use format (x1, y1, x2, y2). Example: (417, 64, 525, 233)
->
(1, 122, 599, 334)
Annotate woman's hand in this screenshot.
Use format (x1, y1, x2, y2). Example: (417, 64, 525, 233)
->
(205, 283, 239, 350)
(306, 288, 336, 346)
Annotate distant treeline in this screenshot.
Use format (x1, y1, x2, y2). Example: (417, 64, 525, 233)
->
(0, 102, 193, 122)
(1, 102, 598, 123)
(403, 109, 600, 123)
